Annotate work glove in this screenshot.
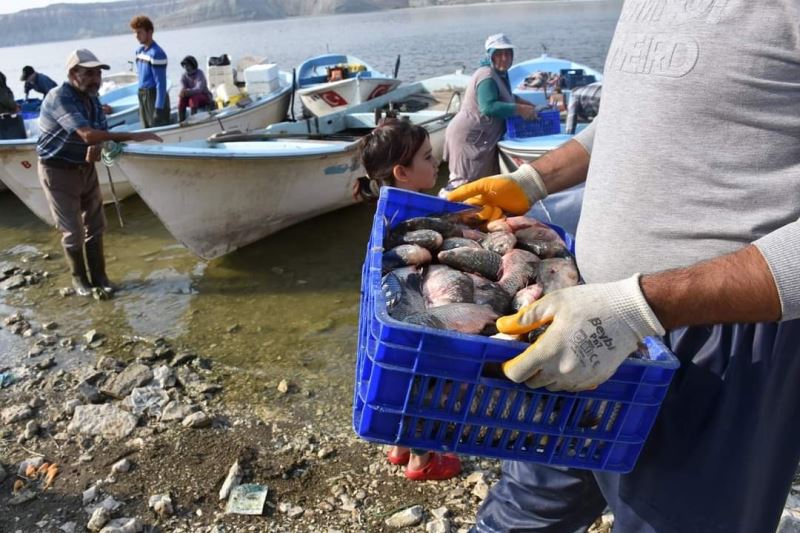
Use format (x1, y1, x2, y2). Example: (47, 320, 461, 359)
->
(446, 164, 547, 221)
(498, 274, 665, 391)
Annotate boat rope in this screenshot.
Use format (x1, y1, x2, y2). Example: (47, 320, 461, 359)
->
(100, 141, 125, 227)
(101, 141, 125, 167)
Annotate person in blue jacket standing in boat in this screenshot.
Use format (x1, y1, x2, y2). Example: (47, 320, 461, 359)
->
(449, 2, 800, 532)
(441, 33, 537, 196)
(130, 14, 170, 128)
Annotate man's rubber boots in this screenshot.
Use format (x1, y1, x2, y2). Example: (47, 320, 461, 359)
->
(64, 247, 92, 297)
(85, 236, 116, 295)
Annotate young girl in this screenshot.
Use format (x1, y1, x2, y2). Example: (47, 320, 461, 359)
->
(357, 117, 462, 481)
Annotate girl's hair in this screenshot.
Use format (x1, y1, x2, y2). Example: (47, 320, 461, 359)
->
(356, 117, 429, 201)
(181, 55, 199, 71)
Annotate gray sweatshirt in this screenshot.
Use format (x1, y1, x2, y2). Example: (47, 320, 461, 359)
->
(573, 0, 800, 321)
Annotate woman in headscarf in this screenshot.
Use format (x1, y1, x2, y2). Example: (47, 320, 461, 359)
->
(0, 71, 27, 139)
(178, 55, 213, 122)
(440, 33, 536, 195)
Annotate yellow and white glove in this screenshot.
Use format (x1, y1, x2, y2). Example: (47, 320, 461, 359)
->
(447, 164, 548, 221)
(498, 274, 665, 391)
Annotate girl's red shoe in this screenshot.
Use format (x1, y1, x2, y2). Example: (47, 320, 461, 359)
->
(386, 449, 411, 466)
(404, 453, 461, 481)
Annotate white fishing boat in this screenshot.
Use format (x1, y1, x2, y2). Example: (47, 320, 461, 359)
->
(0, 73, 293, 225)
(114, 72, 469, 259)
(296, 54, 401, 118)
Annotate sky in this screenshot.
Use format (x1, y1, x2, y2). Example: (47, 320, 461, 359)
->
(0, 0, 123, 15)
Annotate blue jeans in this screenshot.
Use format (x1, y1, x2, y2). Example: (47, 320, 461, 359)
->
(473, 321, 800, 532)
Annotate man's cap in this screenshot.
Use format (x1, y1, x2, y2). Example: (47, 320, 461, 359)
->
(20, 65, 34, 81)
(484, 33, 514, 51)
(66, 49, 110, 72)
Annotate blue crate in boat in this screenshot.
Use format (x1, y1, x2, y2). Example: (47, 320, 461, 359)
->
(353, 187, 679, 472)
(505, 109, 561, 140)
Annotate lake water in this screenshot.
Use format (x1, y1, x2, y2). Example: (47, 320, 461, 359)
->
(2, 0, 621, 96)
(0, 0, 621, 404)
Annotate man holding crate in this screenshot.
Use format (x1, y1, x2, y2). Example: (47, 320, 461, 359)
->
(452, 2, 800, 532)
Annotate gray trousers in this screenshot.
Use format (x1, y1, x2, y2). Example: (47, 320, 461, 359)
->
(137, 88, 171, 128)
(38, 161, 106, 252)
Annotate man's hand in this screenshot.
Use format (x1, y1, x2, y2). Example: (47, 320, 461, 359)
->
(498, 274, 665, 391)
(86, 145, 102, 163)
(446, 164, 548, 221)
(130, 132, 163, 143)
(516, 103, 537, 121)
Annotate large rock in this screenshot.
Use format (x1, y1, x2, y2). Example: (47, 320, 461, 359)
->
(101, 364, 153, 399)
(68, 404, 138, 441)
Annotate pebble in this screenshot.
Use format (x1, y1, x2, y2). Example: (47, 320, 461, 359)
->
(182, 411, 211, 428)
(472, 481, 490, 501)
(149, 494, 174, 518)
(23, 420, 39, 440)
(386, 505, 424, 528)
(35, 357, 56, 370)
(83, 485, 100, 505)
(59, 287, 75, 297)
(87, 508, 110, 531)
(277, 380, 289, 394)
(426, 519, 451, 533)
(98, 517, 142, 533)
(2, 404, 34, 425)
(111, 458, 131, 474)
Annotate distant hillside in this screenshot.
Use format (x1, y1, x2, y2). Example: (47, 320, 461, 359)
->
(0, 0, 524, 47)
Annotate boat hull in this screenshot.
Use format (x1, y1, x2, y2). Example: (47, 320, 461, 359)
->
(116, 143, 362, 259)
(299, 78, 401, 117)
(0, 86, 291, 225)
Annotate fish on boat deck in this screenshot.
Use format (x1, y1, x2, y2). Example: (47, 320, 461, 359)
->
(382, 244, 432, 272)
(405, 303, 499, 335)
(438, 247, 503, 281)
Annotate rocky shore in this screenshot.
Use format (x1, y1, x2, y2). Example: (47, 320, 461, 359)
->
(3, 250, 800, 533)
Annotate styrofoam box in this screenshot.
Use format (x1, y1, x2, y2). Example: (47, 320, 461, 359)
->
(246, 78, 280, 96)
(244, 64, 278, 84)
(207, 65, 235, 89)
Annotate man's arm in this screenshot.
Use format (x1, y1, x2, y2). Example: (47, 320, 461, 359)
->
(529, 138, 590, 195)
(642, 245, 782, 329)
(74, 126, 162, 145)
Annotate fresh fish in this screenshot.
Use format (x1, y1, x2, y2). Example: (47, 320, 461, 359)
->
(467, 273, 512, 314)
(487, 215, 554, 233)
(459, 228, 487, 241)
(382, 266, 426, 320)
(382, 244, 432, 272)
(390, 217, 462, 240)
(538, 258, 580, 294)
(498, 249, 540, 296)
(387, 229, 443, 251)
(481, 231, 517, 255)
(514, 225, 562, 243)
(440, 237, 483, 251)
(512, 283, 544, 311)
(423, 265, 474, 307)
(515, 237, 569, 258)
(405, 303, 499, 335)
(438, 247, 503, 281)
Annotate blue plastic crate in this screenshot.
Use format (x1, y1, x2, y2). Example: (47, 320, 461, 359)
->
(353, 187, 679, 472)
(505, 109, 561, 140)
